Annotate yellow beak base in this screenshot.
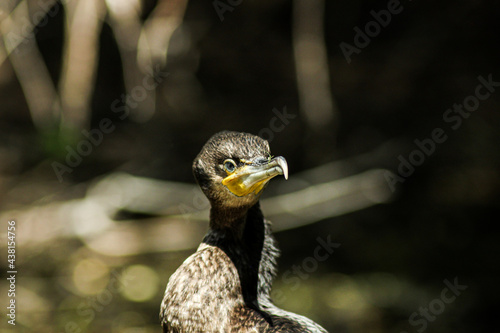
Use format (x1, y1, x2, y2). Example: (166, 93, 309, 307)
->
(222, 156, 288, 197)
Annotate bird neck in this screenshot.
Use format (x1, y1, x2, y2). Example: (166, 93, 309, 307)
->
(206, 203, 265, 252)
(204, 202, 269, 321)
(208, 203, 257, 237)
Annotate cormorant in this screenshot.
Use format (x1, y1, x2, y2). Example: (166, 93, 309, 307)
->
(160, 131, 328, 332)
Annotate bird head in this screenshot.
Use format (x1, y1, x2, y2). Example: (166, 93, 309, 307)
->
(193, 131, 288, 209)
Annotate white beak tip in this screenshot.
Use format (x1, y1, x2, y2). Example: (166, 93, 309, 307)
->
(275, 156, 288, 180)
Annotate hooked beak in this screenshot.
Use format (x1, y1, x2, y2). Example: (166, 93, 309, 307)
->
(222, 156, 288, 197)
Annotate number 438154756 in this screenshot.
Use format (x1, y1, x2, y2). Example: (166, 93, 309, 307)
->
(7, 221, 16, 267)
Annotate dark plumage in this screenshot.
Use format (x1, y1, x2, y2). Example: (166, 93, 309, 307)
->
(160, 131, 328, 332)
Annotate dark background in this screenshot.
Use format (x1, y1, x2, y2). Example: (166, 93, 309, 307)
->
(0, 0, 499, 332)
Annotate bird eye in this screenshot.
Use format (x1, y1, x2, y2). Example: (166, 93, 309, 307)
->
(223, 159, 237, 173)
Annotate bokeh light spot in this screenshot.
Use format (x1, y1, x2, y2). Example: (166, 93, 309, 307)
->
(73, 258, 110, 295)
(120, 265, 159, 302)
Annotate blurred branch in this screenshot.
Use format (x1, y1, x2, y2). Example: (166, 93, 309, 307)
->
(82, 168, 392, 256)
(105, 0, 156, 123)
(292, 0, 338, 131)
(59, 0, 106, 131)
(2, 157, 394, 256)
(137, 0, 188, 71)
(105, 0, 188, 123)
(1, 0, 61, 131)
(265, 169, 392, 231)
(1, 0, 187, 131)
(0, 0, 58, 66)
